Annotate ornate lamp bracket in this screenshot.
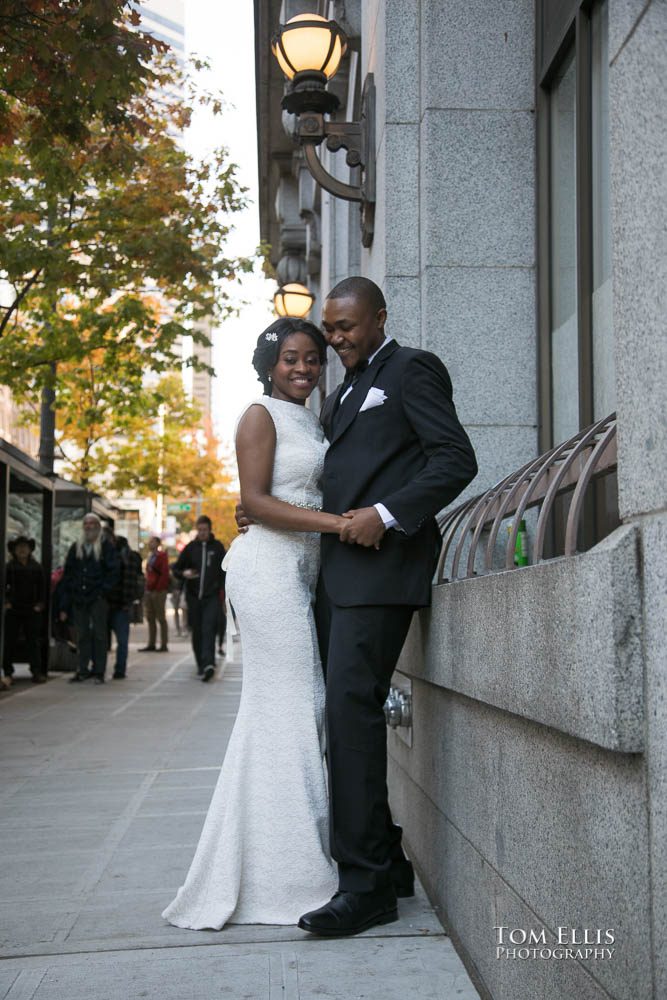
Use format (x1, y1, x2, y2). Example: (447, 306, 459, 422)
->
(291, 74, 376, 248)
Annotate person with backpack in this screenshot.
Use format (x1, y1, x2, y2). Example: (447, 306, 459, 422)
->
(140, 536, 169, 652)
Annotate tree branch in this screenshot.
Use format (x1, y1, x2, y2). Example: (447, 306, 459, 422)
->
(0, 267, 43, 336)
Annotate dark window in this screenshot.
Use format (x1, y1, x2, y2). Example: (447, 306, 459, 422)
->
(537, 0, 616, 443)
(536, 0, 618, 554)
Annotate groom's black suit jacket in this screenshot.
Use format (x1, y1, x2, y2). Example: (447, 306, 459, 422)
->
(319, 339, 478, 608)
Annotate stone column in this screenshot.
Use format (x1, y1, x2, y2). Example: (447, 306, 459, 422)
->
(609, 3, 667, 995)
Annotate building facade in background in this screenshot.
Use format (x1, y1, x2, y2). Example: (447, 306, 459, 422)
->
(123, 1, 215, 534)
(134, 0, 185, 58)
(135, 0, 215, 428)
(191, 318, 213, 425)
(0, 386, 39, 457)
(255, 2, 666, 998)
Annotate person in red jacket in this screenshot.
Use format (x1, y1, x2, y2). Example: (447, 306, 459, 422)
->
(140, 536, 170, 652)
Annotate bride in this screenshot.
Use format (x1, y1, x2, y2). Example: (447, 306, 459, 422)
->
(162, 317, 346, 929)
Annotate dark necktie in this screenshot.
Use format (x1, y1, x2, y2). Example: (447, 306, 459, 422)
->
(340, 358, 368, 395)
(332, 359, 369, 432)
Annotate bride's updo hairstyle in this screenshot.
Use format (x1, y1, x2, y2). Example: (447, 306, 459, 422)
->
(252, 317, 327, 395)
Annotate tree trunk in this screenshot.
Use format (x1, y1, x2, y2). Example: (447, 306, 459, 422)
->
(38, 362, 56, 472)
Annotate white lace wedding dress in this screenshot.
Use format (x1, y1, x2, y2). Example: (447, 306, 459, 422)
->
(162, 395, 338, 928)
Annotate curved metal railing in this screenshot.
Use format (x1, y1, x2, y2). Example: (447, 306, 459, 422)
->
(435, 413, 618, 584)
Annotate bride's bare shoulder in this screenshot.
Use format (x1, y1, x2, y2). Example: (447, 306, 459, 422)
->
(235, 401, 276, 448)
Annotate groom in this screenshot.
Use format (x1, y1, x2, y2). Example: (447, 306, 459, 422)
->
(239, 276, 477, 935)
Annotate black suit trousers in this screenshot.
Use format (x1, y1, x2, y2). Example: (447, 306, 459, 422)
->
(315, 577, 415, 892)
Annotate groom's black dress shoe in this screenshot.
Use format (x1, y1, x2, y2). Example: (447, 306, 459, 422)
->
(298, 887, 398, 937)
(390, 859, 415, 898)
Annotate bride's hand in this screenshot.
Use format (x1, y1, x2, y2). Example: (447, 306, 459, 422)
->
(235, 502, 254, 534)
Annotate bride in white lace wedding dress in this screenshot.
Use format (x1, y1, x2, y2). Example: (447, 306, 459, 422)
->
(162, 321, 344, 929)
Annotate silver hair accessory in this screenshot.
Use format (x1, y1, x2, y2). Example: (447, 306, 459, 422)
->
(265, 331, 278, 341)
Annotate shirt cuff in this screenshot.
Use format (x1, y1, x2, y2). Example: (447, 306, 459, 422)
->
(374, 502, 403, 532)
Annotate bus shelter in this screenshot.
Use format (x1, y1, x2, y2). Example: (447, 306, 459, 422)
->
(0, 440, 55, 678)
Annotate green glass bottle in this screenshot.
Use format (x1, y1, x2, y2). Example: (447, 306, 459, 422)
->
(516, 519, 529, 566)
(507, 520, 529, 566)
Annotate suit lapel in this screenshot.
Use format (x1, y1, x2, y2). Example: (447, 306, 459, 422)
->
(330, 339, 400, 445)
(320, 387, 340, 442)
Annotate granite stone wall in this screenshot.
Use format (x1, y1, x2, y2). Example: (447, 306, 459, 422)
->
(353, 1, 664, 998)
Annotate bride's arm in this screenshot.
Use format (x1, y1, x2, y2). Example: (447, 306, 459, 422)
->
(236, 404, 346, 535)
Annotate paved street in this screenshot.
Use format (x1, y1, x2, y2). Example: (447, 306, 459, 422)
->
(0, 622, 479, 1000)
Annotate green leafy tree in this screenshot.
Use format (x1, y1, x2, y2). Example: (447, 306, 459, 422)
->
(0, 51, 251, 378)
(177, 448, 240, 550)
(107, 374, 221, 499)
(0, 15, 253, 467)
(46, 370, 222, 496)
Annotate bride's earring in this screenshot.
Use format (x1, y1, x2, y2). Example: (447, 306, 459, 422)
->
(268, 374, 272, 382)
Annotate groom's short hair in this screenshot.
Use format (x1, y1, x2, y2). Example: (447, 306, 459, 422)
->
(327, 277, 386, 315)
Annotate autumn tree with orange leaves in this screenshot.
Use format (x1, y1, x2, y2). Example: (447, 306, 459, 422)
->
(0, 1, 161, 147)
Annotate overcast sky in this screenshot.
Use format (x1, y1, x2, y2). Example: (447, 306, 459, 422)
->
(184, 0, 276, 451)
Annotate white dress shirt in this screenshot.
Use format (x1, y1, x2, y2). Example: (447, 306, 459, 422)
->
(337, 335, 402, 532)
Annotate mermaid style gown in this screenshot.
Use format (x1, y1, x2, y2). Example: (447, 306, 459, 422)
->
(161, 395, 338, 928)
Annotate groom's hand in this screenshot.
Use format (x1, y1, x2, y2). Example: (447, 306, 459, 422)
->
(234, 502, 254, 534)
(340, 507, 386, 549)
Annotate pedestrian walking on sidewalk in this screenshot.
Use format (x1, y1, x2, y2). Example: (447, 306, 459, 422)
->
(107, 535, 140, 679)
(172, 516, 226, 682)
(59, 514, 119, 685)
(140, 536, 169, 652)
(3, 536, 48, 685)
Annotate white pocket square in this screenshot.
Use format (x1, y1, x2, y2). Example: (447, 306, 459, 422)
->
(359, 386, 388, 412)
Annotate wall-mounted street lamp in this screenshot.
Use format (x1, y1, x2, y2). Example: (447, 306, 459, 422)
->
(271, 13, 376, 248)
(273, 282, 315, 318)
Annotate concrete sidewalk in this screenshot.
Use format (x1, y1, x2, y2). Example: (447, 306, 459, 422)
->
(0, 623, 479, 999)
